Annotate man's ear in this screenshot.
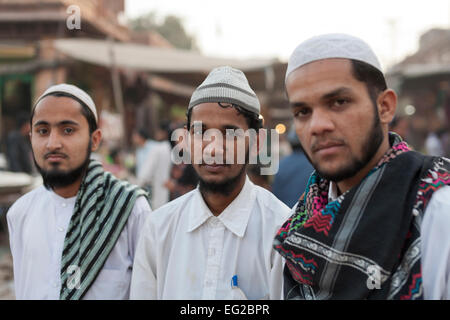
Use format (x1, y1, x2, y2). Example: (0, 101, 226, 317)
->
(91, 129, 102, 152)
(377, 89, 397, 125)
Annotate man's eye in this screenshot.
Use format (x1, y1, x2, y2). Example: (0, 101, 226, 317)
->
(294, 108, 311, 118)
(333, 98, 349, 107)
(64, 127, 74, 134)
(225, 130, 243, 138)
(37, 128, 48, 135)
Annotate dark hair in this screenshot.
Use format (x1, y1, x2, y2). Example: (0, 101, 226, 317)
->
(109, 147, 121, 162)
(350, 59, 388, 105)
(390, 115, 406, 129)
(30, 91, 98, 135)
(16, 112, 30, 129)
(136, 128, 150, 140)
(158, 119, 172, 142)
(159, 120, 171, 133)
(186, 103, 263, 131)
(177, 164, 199, 187)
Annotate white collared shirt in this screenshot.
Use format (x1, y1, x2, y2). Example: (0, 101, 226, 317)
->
(130, 176, 291, 300)
(7, 185, 152, 300)
(328, 181, 450, 299)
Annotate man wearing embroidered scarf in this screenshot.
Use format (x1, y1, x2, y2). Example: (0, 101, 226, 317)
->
(274, 33, 450, 300)
(7, 84, 152, 300)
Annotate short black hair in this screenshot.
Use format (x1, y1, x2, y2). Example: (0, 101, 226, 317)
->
(158, 119, 172, 142)
(186, 103, 263, 132)
(350, 59, 387, 105)
(16, 112, 30, 129)
(136, 128, 150, 140)
(30, 91, 98, 135)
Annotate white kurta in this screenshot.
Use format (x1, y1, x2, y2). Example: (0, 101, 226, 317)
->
(329, 182, 450, 300)
(135, 140, 156, 178)
(137, 140, 172, 210)
(7, 185, 152, 300)
(130, 176, 291, 300)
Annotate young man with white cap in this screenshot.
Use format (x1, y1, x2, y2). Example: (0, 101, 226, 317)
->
(130, 66, 290, 299)
(274, 34, 450, 299)
(7, 84, 152, 300)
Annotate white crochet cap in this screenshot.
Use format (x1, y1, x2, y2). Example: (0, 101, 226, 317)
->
(36, 83, 98, 122)
(285, 33, 382, 82)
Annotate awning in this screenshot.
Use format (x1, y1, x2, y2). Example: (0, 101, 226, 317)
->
(387, 63, 450, 78)
(53, 38, 275, 73)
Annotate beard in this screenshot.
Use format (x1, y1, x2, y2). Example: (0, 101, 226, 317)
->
(307, 108, 384, 182)
(33, 141, 92, 190)
(196, 146, 250, 196)
(198, 164, 247, 196)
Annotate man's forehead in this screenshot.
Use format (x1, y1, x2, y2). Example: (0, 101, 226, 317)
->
(286, 59, 357, 97)
(33, 96, 85, 123)
(35, 95, 83, 111)
(190, 103, 248, 127)
(286, 62, 366, 106)
(287, 58, 353, 83)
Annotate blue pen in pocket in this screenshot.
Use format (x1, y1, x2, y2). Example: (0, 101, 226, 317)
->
(231, 275, 238, 288)
(230, 274, 247, 299)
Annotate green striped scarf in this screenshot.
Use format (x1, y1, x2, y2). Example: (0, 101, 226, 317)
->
(59, 160, 148, 300)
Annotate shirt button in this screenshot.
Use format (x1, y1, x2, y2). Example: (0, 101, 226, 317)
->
(62, 203, 67, 208)
(53, 282, 58, 288)
(58, 227, 64, 232)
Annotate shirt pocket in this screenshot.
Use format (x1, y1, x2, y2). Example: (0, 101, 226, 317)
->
(83, 269, 130, 300)
(225, 288, 269, 300)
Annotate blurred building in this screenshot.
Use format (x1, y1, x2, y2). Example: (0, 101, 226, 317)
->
(0, 0, 131, 148)
(0, 0, 291, 156)
(387, 28, 450, 153)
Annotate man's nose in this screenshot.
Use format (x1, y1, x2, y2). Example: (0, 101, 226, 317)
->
(205, 132, 225, 158)
(46, 131, 63, 150)
(309, 108, 335, 136)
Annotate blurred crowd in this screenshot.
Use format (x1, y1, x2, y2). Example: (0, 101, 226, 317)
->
(96, 120, 200, 210)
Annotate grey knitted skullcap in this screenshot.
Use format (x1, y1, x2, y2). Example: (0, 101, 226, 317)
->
(286, 33, 382, 81)
(188, 66, 260, 115)
(36, 83, 98, 123)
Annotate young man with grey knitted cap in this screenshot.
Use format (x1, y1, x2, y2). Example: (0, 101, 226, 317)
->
(273, 33, 450, 299)
(131, 66, 290, 299)
(7, 84, 152, 299)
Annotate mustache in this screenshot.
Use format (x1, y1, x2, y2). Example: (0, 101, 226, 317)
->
(44, 152, 68, 159)
(311, 138, 345, 152)
(199, 160, 229, 166)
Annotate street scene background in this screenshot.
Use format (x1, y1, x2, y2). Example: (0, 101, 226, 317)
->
(0, 0, 449, 299)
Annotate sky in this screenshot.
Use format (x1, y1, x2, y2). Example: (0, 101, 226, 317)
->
(125, 0, 450, 70)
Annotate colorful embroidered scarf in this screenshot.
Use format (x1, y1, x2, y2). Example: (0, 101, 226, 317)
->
(274, 133, 450, 299)
(59, 160, 148, 300)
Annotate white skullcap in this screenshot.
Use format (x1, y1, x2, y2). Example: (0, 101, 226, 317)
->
(189, 66, 260, 115)
(35, 83, 98, 123)
(285, 33, 382, 82)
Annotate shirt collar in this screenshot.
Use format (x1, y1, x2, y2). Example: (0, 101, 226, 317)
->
(49, 189, 77, 204)
(328, 181, 339, 202)
(187, 176, 256, 238)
